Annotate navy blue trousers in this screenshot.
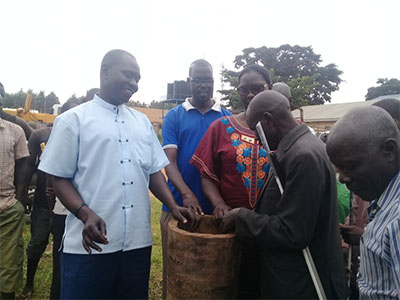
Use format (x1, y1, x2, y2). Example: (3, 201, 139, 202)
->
(61, 246, 151, 299)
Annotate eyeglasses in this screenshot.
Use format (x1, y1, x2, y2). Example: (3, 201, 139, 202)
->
(237, 84, 268, 96)
(190, 78, 214, 86)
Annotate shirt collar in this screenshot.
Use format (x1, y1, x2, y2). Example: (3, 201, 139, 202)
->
(182, 97, 221, 112)
(93, 94, 123, 113)
(277, 124, 310, 155)
(375, 169, 400, 212)
(0, 117, 5, 128)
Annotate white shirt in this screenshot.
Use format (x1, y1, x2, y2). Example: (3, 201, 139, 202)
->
(39, 95, 169, 254)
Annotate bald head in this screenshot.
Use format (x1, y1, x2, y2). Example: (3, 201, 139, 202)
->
(328, 106, 399, 152)
(272, 82, 291, 101)
(246, 90, 298, 149)
(327, 106, 400, 201)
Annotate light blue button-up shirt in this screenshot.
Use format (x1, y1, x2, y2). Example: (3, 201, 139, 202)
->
(39, 95, 169, 254)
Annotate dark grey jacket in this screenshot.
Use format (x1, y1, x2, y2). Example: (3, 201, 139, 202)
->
(236, 125, 347, 299)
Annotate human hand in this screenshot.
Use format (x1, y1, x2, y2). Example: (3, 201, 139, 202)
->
(171, 206, 200, 232)
(182, 192, 204, 216)
(219, 208, 241, 233)
(78, 206, 108, 254)
(339, 224, 364, 246)
(212, 203, 232, 223)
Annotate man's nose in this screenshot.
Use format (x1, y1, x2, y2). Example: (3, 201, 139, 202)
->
(129, 80, 138, 92)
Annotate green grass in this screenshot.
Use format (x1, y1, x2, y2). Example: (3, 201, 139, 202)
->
(18, 196, 163, 300)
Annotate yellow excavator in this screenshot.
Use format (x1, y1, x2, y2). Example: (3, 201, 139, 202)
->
(3, 93, 59, 124)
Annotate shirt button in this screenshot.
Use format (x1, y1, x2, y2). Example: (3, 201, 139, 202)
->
(122, 121, 125, 124)
(125, 139, 128, 142)
(120, 160, 123, 163)
(130, 181, 133, 184)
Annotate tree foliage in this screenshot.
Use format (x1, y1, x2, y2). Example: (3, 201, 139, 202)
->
(127, 100, 148, 108)
(2, 89, 59, 113)
(365, 78, 400, 100)
(219, 45, 343, 109)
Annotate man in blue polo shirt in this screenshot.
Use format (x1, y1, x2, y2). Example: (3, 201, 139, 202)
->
(160, 59, 231, 297)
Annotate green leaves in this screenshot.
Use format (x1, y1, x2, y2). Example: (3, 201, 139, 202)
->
(220, 45, 343, 108)
(366, 78, 400, 100)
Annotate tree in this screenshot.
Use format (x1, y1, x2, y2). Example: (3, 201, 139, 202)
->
(365, 78, 400, 100)
(127, 100, 148, 108)
(219, 45, 343, 109)
(2, 89, 59, 113)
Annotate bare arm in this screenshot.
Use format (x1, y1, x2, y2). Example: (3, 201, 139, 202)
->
(149, 171, 199, 230)
(201, 175, 231, 222)
(14, 157, 29, 205)
(52, 176, 108, 253)
(164, 148, 203, 215)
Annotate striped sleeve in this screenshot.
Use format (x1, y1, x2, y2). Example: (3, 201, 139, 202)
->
(389, 218, 400, 296)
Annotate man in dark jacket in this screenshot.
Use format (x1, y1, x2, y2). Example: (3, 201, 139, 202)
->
(221, 90, 347, 299)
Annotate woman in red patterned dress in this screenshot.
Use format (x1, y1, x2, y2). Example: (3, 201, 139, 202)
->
(190, 64, 272, 299)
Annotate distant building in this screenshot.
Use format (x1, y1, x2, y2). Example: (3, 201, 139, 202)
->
(167, 80, 191, 100)
(369, 93, 400, 101)
(292, 99, 384, 135)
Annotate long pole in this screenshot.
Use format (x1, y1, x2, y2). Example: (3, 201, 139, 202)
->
(256, 122, 327, 300)
(347, 192, 354, 292)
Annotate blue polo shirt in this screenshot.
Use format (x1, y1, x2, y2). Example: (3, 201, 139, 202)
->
(162, 98, 231, 214)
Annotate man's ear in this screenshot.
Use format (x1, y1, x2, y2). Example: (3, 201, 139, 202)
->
(263, 111, 273, 127)
(381, 138, 398, 162)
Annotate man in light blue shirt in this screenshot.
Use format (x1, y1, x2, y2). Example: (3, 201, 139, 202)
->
(39, 49, 197, 299)
(327, 106, 400, 299)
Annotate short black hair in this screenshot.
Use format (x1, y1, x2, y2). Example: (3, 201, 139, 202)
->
(60, 98, 80, 114)
(372, 98, 400, 122)
(238, 64, 271, 85)
(189, 59, 213, 76)
(101, 49, 135, 68)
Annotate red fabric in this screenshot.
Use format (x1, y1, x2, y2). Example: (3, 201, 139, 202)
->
(190, 116, 269, 209)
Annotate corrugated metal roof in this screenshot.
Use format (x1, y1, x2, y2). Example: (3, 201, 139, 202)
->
(292, 99, 382, 122)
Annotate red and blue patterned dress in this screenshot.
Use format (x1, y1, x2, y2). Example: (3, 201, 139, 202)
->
(191, 115, 270, 209)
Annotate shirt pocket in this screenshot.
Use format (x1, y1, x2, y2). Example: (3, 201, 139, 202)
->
(130, 137, 153, 173)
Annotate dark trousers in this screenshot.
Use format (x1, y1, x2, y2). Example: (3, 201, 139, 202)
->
(61, 246, 152, 299)
(26, 205, 50, 260)
(50, 214, 66, 300)
(238, 242, 261, 299)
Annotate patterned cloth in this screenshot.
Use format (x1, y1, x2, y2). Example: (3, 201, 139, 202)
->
(0, 118, 29, 212)
(191, 116, 269, 209)
(358, 170, 400, 299)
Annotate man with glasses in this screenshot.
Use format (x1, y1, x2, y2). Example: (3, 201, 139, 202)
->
(160, 59, 231, 298)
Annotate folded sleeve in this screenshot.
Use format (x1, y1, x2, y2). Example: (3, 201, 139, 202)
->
(162, 110, 178, 149)
(38, 117, 79, 178)
(148, 120, 169, 174)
